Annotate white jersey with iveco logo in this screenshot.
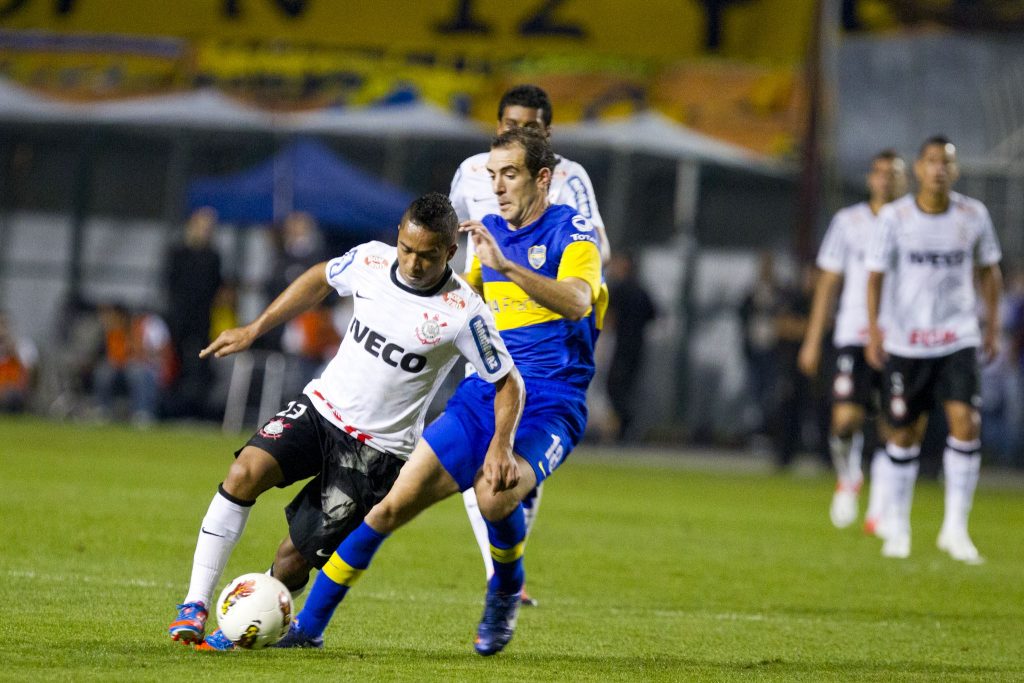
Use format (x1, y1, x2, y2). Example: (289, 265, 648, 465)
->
(865, 192, 1002, 358)
(449, 152, 604, 267)
(817, 201, 894, 348)
(302, 241, 512, 458)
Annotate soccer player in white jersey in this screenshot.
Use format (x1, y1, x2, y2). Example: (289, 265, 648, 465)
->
(865, 136, 1003, 562)
(450, 84, 609, 606)
(168, 193, 523, 648)
(798, 149, 907, 531)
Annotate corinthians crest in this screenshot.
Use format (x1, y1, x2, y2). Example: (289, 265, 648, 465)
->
(528, 245, 547, 269)
(416, 312, 447, 345)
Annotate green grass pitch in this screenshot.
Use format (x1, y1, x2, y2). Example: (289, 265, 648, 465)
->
(1, 416, 1022, 681)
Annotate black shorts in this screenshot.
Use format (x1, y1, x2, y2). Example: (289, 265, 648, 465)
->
(239, 396, 405, 569)
(881, 347, 981, 428)
(831, 346, 882, 410)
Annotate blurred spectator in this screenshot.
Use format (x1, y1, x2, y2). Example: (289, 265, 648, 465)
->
(984, 265, 1024, 466)
(93, 303, 173, 426)
(164, 206, 223, 418)
(604, 251, 658, 443)
(739, 251, 783, 437)
(46, 295, 105, 418)
(772, 265, 828, 469)
(259, 211, 325, 351)
(282, 300, 343, 396)
(0, 311, 36, 412)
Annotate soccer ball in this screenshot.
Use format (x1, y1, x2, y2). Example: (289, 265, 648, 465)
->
(215, 573, 294, 649)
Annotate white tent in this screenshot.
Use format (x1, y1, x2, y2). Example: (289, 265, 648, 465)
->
(558, 110, 789, 175)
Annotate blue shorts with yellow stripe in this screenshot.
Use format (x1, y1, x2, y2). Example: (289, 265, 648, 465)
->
(423, 375, 587, 491)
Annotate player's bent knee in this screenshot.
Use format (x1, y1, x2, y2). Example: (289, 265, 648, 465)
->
(831, 403, 864, 438)
(223, 446, 283, 500)
(945, 403, 980, 441)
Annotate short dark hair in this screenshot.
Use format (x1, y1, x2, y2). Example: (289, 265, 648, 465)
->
(872, 148, 902, 163)
(491, 127, 557, 179)
(404, 192, 458, 245)
(918, 135, 954, 158)
(497, 84, 553, 128)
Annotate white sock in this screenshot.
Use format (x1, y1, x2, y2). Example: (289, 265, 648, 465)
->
(848, 432, 864, 485)
(463, 487, 495, 580)
(522, 483, 543, 538)
(941, 437, 982, 535)
(885, 443, 920, 537)
(865, 448, 890, 521)
(184, 486, 253, 607)
(465, 485, 543, 584)
(829, 435, 853, 486)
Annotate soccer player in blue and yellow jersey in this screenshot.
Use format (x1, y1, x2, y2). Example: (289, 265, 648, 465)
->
(277, 127, 606, 655)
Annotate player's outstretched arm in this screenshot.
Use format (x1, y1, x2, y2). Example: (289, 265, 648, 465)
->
(798, 269, 842, 377)
(461, 222, 593, 320)
(481, 367, 525, 495)
(200, 262, 333, 359)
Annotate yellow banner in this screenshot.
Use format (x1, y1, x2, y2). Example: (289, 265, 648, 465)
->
(0, 0, 815, 63)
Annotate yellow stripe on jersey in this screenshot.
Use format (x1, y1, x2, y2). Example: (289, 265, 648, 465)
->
(490, 541, 526, 564)
(465, 255, 484, 293)
(322, 553, 364, 587)
(557, 240, 602, 300)
(484, 280, 562, 330)
(594, 281, 610, 331)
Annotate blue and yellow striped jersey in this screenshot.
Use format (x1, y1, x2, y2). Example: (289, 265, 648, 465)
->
(466, 204, 608, 391)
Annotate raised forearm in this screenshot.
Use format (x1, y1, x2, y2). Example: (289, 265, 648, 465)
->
(250, 262, 333, 337)
(501, 262, 592, 321)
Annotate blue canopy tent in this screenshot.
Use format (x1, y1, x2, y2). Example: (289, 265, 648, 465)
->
(187, 138, 414, 235)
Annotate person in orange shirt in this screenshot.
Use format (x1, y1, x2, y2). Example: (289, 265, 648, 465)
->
(0, 311, 30, 412)
(93, 303, 173, 426)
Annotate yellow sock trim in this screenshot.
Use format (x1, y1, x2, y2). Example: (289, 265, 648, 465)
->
(322, 553, 364, 587)
(490, 541, 525, 564)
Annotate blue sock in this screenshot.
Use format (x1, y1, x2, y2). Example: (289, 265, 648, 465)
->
(485, 504, 526, 595)
(295, 522, 388, 637)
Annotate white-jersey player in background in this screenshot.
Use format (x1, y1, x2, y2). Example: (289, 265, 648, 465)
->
(865, 136, 1002, 562)
(449, 84, 609, 606)
(168, 193, 522, 649)
(799, 149, 907, 531)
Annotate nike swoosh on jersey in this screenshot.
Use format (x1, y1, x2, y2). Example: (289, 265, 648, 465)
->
(316, 549, 332, 558)
(354, 291, 372, 299)
(471, 196, 493, 202)
(200, 527, 225, 538)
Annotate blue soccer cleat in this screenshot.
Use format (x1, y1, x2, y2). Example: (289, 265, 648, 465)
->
(168, 601, 208, 643)
(193, 628, 235, 651)
(473, 590, 521, 656)
(272, 620, 325, 649)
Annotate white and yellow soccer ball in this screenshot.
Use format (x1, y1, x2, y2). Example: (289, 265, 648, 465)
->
(215, 573, 293, 649)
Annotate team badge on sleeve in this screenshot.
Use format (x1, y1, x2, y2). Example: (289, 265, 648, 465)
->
(364, 255, 389, 270)
(571, 214, 593, 232)
(328, 250, 357, 279)
(528, 245, 547, 269)
(442, 291, 466, 310)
